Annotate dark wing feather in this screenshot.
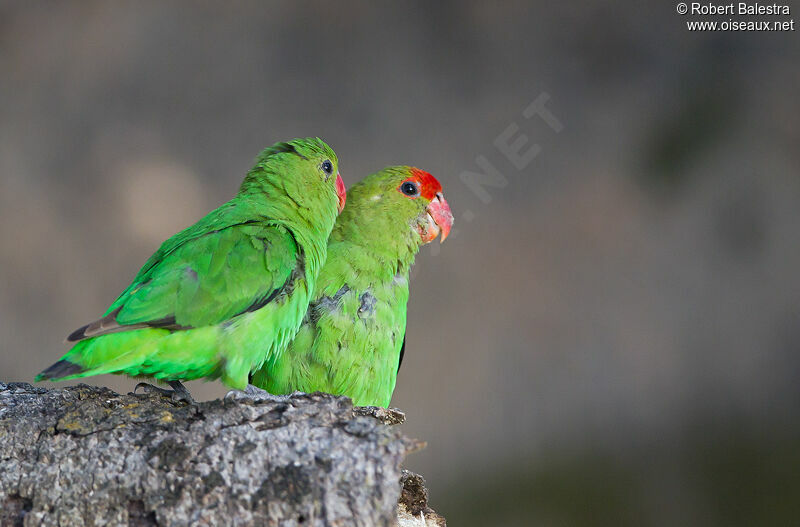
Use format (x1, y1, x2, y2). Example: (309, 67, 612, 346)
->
(397, 336, 406, 374)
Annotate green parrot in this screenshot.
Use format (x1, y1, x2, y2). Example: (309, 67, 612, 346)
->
(249, 166, 453, 407)
(36, 138, 347, 398)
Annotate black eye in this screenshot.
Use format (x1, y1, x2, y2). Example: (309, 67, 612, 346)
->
(321, 160, 333, 175)
(400, 181, 419, 197)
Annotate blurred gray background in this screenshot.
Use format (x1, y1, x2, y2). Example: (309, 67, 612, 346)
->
(2, 2, 800, 525)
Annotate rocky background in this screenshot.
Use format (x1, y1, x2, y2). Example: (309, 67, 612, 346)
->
(1, 2, 799, 525)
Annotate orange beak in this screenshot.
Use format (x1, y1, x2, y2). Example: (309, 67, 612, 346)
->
(335, 173, 346, 213)
(419, 192, 454, 243)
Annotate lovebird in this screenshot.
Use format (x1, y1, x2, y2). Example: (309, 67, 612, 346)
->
(37, 138, 347, 398)
(249, 166, 453, 407)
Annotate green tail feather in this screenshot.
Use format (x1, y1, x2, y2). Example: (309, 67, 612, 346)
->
(36, 328, 222, 383)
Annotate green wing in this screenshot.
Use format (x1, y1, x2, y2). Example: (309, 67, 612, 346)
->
(69, 221, 298, 340)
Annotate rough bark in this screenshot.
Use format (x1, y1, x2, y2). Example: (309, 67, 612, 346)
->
(0, 382, 444, 526)
(397, 472, 447, 527)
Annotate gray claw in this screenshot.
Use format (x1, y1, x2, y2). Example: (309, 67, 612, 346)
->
(132, 381, 194, 404)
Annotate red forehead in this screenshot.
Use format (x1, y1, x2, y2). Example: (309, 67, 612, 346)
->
(403, 168, 442, 200)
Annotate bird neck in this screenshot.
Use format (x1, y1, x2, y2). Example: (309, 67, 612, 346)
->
(328, 214, 421, 283)
(239, 182, 337, 283)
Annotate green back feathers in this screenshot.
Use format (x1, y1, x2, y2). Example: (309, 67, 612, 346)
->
(127, 138, 340, 291)
(37, 138, 344, 390)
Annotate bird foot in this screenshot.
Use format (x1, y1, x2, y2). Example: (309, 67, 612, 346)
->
(224, 384, 300, 403)
(132, 381, 194, 404)
(353, 405, 406, 425)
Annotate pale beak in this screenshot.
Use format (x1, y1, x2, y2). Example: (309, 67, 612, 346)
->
(419, 192, 454, 243)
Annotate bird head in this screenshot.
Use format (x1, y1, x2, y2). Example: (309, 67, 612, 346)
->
(242, 137, 346, 215)
(396, 168, 453, 244)
(334, 166, 453, 250)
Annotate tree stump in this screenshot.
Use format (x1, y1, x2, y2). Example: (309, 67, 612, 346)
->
(0, 383, 444, 526)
